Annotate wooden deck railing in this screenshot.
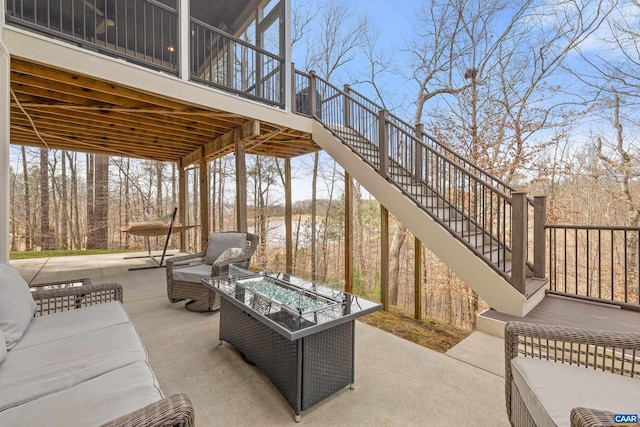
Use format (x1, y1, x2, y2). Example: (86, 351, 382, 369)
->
(547, 224, 640, 307)
(293, 69, 546, 295)
(5, 0, 285, 107)
(6, 0, 179, 74)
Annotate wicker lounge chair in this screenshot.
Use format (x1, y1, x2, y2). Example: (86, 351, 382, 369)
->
(505, 321, 640, 427)
(166, 231, 259, 312)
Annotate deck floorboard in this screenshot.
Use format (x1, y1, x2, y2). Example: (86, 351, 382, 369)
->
(482, 294, 640, 333)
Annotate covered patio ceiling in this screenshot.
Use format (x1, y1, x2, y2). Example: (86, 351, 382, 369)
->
(9, 58, 317, 164)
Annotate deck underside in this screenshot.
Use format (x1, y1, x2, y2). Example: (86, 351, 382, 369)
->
(9, 57, 316, 163)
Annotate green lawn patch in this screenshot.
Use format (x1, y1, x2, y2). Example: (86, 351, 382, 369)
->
(10, 249, 139, 260)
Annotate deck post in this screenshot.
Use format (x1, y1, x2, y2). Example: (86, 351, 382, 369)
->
(381, 205, 389, 310)
(378, 110, 389, 178)
(345, 172, 353, 293)
(0, 31, 10, 262)
(511, 192, 528, 294)
(290, 63, 297, 113)
(235, 130, 248, 232)
(309, 71, 318, 119)
(283, 0, 292, 111)
(414, 123, 424, 182)
(285, 158, 293, 274)
(533, 196, 547, 279)
(178, 160, 187, 252)
(177, 0, 189, 80)
(343, 84, 351, 129)
(414, 237, 422, 319)
(199, 147, 209, 250)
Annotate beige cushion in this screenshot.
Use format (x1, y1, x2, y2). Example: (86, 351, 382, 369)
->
(172, 264, 212, 283)
(13, 301, 130, 350)
(0, 361, 163, 427)
(0, 329, 6, 364)
(204, 233, 246, 265)
(0, 322, 147, 411)
(511, 357, 640, 427)
(0, 263, 36, 349)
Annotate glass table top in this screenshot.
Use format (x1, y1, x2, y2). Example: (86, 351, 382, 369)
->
(203, 264, 382, 338)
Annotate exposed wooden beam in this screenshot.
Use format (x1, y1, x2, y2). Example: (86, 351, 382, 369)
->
(181, 120, 260, 166)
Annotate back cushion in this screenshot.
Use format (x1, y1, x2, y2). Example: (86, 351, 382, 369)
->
(204, 233, 246, 265)
(0, 329, 6, 364)
(0, 263, 37, 349)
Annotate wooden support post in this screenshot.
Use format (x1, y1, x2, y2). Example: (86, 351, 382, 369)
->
(199, 148, 209, 251)
(285, 158, 293, 274)
(533, 196, 547, 279)
(381, 205, 389, 310)
(178, 161, 187, 252)
(511, 192, 528, 294)
(345, 172, 353, 293)
(235, 131, 248, 232)
(378, 110, 389, 178)
(414, 237, 422, 320)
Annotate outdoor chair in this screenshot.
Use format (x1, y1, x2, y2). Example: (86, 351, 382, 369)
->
(166, 231, 259, 312)
(505, 321, 640, 427)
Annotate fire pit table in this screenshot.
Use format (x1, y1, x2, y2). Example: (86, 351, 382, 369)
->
(202, 265, 382, 422)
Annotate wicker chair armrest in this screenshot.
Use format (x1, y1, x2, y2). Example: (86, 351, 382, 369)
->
(167, 251, 207, 269)
(31, 282, 124, 316)
(505, 321, 640, 363)
(99, 394, 194, 427)
(570, 407, 616, 427)
(29, 278, 92, 288)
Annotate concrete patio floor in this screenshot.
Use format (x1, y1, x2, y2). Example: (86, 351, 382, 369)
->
(12, 253, 509, 426)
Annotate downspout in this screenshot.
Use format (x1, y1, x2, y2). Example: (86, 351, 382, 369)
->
(0, 18, 10, 263)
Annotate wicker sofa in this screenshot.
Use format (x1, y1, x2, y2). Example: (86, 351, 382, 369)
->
(0, 263, 194, 427)
(166, 231, 259, 311)
(505, 321, 640, 427)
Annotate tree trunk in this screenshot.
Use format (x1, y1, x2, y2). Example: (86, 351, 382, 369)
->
(39, 148, 53, 250)
(94, 154, 109, 248)
(388, 222, 407, 306)
(60, 152, 69, 250)
(21, 146, 32, 251)
(86, 153, 95, 249)
(67, 152, 80, 250)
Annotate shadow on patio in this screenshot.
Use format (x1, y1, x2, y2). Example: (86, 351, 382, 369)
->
(12, 254, 509, 426)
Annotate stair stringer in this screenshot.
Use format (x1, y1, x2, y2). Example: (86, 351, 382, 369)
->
(313, 122, 543, 317)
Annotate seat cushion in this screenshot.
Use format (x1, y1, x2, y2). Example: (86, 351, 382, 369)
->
(0, 361, 163, 427)
(13, 301, 130, 350)
(0, 322, 147, 411)
(204, 232, 246, 265)
(0, 263, 37, 349)
(511, 357, 640, 427)
(172, 263, 212, 283)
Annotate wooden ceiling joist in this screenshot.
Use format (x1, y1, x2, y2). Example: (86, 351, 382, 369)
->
(9, 59, 317, 162)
